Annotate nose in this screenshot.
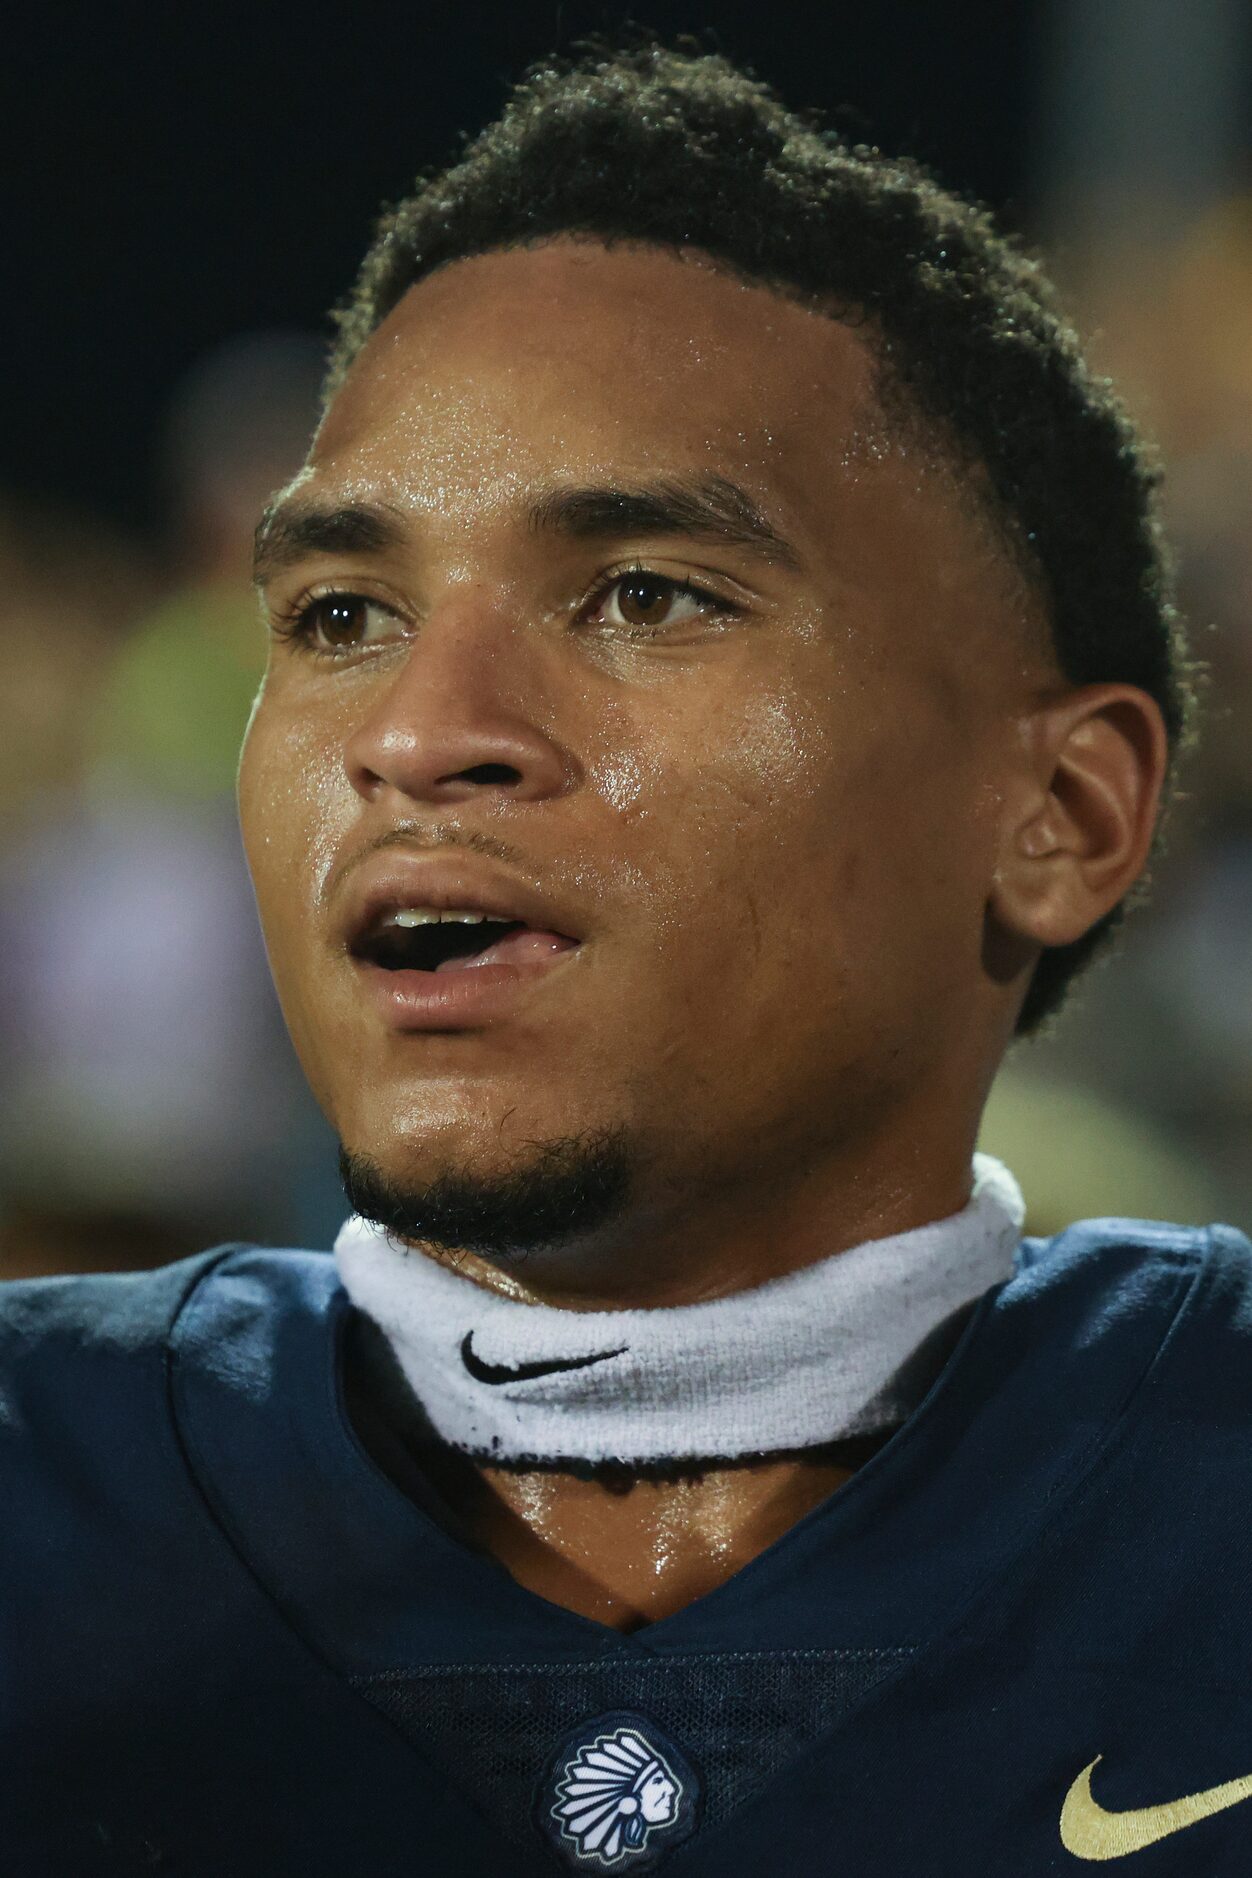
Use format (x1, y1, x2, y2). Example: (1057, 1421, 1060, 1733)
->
(342, 592, 574, 809)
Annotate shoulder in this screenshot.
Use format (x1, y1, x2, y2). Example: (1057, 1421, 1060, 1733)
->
(1009, 1213, 1252, 1397)
(0, 1245, 340, 1452)
(1013, 1211, 1250, 1296)
(0, 1247, 236, 1357)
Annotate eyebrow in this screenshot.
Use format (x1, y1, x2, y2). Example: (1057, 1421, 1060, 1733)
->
(253, 499, 408, 588)
(253, 471, 802, 587)
(526, 473, 803, 570)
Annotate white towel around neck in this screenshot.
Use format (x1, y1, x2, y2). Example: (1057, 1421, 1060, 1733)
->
(332, 1151, 1025, 1465)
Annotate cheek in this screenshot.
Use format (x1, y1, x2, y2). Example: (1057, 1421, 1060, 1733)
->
(689, 683, 839, 896)
(652, 669, 965, 1015)
(238, 699, 349, 964)
(818, 711, 996, 1018)
(599, 678, 844, 980)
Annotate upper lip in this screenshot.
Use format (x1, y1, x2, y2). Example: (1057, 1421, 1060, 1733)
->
(338, 853, 587, 957)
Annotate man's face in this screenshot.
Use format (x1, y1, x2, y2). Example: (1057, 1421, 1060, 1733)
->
(238, 238, 1052, 1300)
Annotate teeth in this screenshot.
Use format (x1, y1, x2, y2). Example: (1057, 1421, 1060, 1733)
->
(384, 907, 489, 927)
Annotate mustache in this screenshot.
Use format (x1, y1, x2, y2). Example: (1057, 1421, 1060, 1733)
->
(323, 821, 528, 905)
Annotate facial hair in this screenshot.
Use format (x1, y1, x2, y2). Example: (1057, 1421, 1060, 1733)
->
(338, 1126, 634, 1268)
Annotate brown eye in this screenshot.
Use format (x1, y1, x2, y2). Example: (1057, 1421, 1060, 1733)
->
(616, 575, 679, 628)
(280, 591, 399, 653)
(306, 595, 369, 646)
(594, 571, 724, 635)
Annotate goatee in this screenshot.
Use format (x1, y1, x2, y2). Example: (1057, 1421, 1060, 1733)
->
(338, 1127, 634, 1267)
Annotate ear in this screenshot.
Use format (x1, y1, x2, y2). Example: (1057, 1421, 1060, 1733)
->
(988, 681, 1171, 953)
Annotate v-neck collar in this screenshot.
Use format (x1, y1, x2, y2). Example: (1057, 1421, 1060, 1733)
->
(169, 1232, 1200, 1674)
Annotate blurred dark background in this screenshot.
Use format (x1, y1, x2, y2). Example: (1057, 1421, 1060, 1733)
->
(2, 1, 1250, 1274)
(1, 2, 1038, 537)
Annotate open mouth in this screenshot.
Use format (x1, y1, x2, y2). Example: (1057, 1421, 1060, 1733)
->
(352, 914, 579, 975)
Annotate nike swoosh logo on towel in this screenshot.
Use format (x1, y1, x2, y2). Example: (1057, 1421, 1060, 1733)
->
(460, 1330, 629, 1385)
(1060, 1752, 1252, 1859)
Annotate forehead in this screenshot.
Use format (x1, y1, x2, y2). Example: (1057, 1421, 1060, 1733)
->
(301, 236, 1047, 699)
(312, 237, 889, 531)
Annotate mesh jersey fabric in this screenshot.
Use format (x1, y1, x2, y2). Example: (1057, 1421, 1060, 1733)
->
(2, 1215, 1252, 1873)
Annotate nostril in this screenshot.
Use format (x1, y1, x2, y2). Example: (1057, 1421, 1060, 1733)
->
(458, 764, 520, 785)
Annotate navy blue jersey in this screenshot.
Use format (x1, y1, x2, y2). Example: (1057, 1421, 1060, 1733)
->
(4, 1217, 1252, 1874)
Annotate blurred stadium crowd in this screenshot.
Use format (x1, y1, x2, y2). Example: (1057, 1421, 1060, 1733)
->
(1, 180, 1250, 1279)
(0, 333, 347, 1275)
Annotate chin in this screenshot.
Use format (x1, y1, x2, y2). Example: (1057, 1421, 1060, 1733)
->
(344, 1108, 562, 1192)
(338, 1116, 636, 1259)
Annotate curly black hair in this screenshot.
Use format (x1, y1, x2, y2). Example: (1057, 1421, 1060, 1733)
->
(325, 33, 1207, 1040)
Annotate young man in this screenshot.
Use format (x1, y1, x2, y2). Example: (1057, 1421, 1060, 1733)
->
(5, 39, 1247, 1876)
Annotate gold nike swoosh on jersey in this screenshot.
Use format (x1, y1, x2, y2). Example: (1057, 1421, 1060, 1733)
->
(1060, 1752, 1252, 1860)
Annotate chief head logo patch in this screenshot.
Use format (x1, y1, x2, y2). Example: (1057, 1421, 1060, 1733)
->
(536, 1709, 702, 1869)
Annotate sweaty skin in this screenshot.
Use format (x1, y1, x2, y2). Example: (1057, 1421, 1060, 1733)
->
(238, 237, 1168, 1631)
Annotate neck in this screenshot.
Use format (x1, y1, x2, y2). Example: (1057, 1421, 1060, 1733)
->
(343, 1307, 924, 1632)
(334, 1153, 1023, 1462)
(404, 1138, 980, 1313)
(337, 1150, 1023, 1630)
